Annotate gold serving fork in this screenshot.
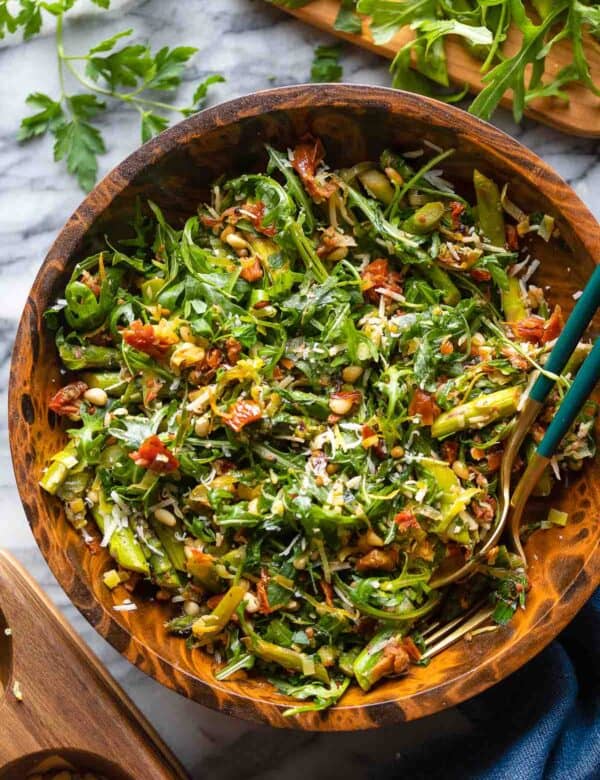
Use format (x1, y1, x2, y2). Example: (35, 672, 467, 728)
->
(421, 265, 600, 658)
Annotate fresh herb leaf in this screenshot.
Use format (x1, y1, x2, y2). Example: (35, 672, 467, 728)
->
(334, 0, 362, 34)
(310, 44, 343, 83)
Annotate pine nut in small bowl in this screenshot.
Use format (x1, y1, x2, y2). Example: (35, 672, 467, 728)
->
(9, 85, 600, 730)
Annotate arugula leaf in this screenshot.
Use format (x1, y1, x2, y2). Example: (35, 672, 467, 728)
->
(334, 0, 362, 34)
(469, 0, 569, 122)
(269, 0, 313, 7)
(270, 677, 351, 717)
(310, 44, 343, 83)
(357, 0, 435, 45)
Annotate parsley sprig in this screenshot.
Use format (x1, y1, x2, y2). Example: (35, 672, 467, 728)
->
(4, 0, 224, 191)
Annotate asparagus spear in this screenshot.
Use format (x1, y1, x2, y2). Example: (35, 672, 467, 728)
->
(152, 521, 186, 572)
(402, 202, 445, 235)
(422, 264, 461, 305)
(92, 486, 149, 575)
(501, 276, 527, 322)
(474, 170, 505, 247)
(192, 583, 248, 645)
(39, 441, 78, 494)
(431, 386, 522, 438)
(353, 629, 403, 692)
(81, 371, 127, 397)
(239, 607, 330, 683)
(358, 168, 395, 206)
(137, 519, 181, 590)
(58, 338, 120, 370)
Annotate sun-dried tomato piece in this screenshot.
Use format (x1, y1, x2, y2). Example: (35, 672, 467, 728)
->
(470, 267, 492, 283)
(223, 399, 262, 433)
(408, 389, 441, 426)
(122, 320, 178, 359)
(320, 579, 334, 607)
(240, 256, 263, 282)
(256, 568, 271, 614)
(129, 434, 179, 473)
(512, 314, 545, 343)
(486, 449, 503, 473)
(506, 224, 519, 251)
(449, 201, 465, 229)
(393, 510, 420, 532)
(238, 201, 277, 237)
(144, 376, 163, 404)
(49, 381, 88, 417)
(361, 258, 403, 303)
(206, 593, 226, 610)
(225, 337, 242, 366)
(441, 440, 459, 464)
(402, 636, 422, 662)
(501, 345, 529, 370)
(542, 304, 563, 344)
(291, 137, 337, 202)
(201, 200, 276, 237)
(512, 306, 563, 345)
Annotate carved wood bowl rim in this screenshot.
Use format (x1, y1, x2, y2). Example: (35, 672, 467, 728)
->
(8, 84, 600, 730)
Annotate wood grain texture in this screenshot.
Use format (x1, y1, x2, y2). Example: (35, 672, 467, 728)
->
(276, 0, 600, 137)
(8, 84, 600, 730)
(0, 551, 188, 779)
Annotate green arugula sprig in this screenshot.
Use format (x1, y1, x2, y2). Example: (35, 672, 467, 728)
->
(4, 1, 224, 190)
(274, 0, 600, 123)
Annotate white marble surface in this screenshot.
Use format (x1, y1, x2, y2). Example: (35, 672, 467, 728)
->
(0, 1, 599, 777)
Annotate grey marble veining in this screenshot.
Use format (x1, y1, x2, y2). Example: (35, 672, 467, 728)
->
(1, 1, 599, 777)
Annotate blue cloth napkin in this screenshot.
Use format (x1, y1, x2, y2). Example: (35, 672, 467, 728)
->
(373, 591, 599, 780)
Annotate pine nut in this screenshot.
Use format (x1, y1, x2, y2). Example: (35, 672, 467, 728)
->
(225, 232, 248, 251)
(183, 600, 201, 617)
(342, 365, 363, 383)
(329, 396, 354, 416)
(452, 460, 470, 480)
(194, 415, 211, 437)
(154, 508, 176, 527)
(326, 247, 348, 262)
(243, 592, 260, 613)
(83, 388, 108, 406)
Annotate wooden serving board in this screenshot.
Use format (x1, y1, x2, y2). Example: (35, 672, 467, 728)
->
(276, 0, 600, 137)
(0, 550, 188, 780)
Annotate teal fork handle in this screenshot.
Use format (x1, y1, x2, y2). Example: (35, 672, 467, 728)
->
(530, 264, 600, 404)
(538, 337, 600, 458)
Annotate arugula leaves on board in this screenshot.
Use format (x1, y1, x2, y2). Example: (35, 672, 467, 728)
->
(275, 0, 600, 123)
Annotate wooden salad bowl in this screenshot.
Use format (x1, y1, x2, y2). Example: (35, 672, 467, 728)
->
(8, 85, 600, 730)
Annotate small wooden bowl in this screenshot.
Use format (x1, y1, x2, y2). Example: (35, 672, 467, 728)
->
(9, 85, 600, 730)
